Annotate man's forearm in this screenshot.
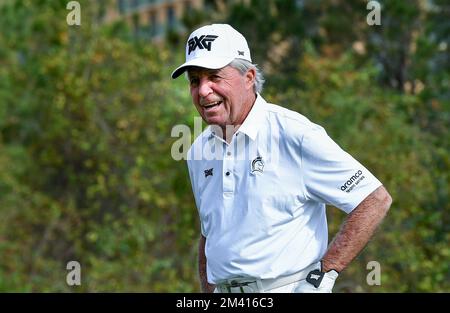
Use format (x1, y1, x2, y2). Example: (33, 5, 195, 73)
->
(321, 186, 392, 273)
(199, 235, 216, 292)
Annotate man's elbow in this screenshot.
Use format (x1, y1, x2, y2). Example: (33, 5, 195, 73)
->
(379, 186, 393, 214)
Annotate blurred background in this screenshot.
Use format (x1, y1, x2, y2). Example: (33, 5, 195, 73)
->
(0, 0, 448, 292)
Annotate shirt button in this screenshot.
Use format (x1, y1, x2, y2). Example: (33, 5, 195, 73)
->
(225, 171, 230, 176)
(227, 152, 231, 156)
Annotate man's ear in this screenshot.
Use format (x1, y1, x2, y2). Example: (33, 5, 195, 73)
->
(245, 68, 256, 91)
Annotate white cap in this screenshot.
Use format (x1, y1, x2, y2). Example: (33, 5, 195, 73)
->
(171, 24, 252, 79)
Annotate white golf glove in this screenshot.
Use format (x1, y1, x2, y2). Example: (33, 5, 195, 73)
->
(295, 265, 339, 293)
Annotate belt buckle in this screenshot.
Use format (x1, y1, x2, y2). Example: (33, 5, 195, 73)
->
(222, 278, 258, 293)
(229, 279, 246, 287)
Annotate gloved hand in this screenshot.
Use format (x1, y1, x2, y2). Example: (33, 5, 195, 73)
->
(295, 265, 339, 293)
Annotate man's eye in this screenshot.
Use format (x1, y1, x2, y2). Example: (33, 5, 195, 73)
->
(190, 78, 199, 86)
(208, 75, 222, 82)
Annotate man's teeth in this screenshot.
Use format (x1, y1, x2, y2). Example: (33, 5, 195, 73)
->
(204, 101, 221, 108)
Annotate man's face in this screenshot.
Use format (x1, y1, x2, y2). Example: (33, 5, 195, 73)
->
(188, 66, 254, 128)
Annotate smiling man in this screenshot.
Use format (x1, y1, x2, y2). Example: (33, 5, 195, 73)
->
(187, 66, 255, 140)
(172, 24, 392, 293)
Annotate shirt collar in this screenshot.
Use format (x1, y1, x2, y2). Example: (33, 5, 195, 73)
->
(206, 93, 267, 142)
(236, 93, 267, 141)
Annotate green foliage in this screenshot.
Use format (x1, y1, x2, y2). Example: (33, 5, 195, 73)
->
(269, 50, 448, 292)
(0, 0, 198, 291)
(0, 0, 448, 292)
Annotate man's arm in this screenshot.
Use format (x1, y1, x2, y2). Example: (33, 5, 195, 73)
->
(321, 185, 393, 273)
(199, 234, 216, 292)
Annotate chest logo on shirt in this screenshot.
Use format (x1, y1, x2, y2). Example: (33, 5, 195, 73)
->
(204, 168, 213, 178)
(251, 156, 264, 174)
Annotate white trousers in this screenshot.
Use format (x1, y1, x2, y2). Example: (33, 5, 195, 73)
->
(265, 278, 334, 293)
(214, 276, 336, 293)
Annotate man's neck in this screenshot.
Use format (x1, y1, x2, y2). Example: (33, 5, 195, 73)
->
(221, 92, 257, 143)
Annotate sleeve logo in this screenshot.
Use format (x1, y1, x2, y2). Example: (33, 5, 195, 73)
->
(340, 170, 365, 193)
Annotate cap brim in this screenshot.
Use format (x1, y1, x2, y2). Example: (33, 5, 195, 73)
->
(171, 57, 234, 79)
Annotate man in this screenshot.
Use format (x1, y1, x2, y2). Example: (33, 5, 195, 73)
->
(172, 24, 392, 293)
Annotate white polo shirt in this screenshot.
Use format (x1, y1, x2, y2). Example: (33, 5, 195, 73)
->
(187, 94, 382, 284)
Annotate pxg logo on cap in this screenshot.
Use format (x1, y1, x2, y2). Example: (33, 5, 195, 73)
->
(171, 24, 252, 79)
(188, 35, 219, 54)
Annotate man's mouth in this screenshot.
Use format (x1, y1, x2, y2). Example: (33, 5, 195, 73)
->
(203, 101, 222, 110)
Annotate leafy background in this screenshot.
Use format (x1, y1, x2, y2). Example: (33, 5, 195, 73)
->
(0, 0, 448, 292)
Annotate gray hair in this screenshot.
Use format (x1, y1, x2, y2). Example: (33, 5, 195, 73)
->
(228, 59, 265, 94)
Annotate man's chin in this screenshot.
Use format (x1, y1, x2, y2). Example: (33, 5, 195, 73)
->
(204, 117, 225, 127)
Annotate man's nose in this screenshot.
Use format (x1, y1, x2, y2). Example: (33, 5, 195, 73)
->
(198, 78, 213, 98)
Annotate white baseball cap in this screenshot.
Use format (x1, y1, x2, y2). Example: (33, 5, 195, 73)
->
(171, 24, 252, 79)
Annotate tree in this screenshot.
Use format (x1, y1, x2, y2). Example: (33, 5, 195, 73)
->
(0, 0, 198, 291)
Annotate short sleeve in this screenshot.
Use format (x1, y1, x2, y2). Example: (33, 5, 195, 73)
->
(301, 128, 382, 213)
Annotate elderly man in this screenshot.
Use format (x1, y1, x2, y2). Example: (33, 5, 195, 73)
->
(172, 24, 392, 293)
